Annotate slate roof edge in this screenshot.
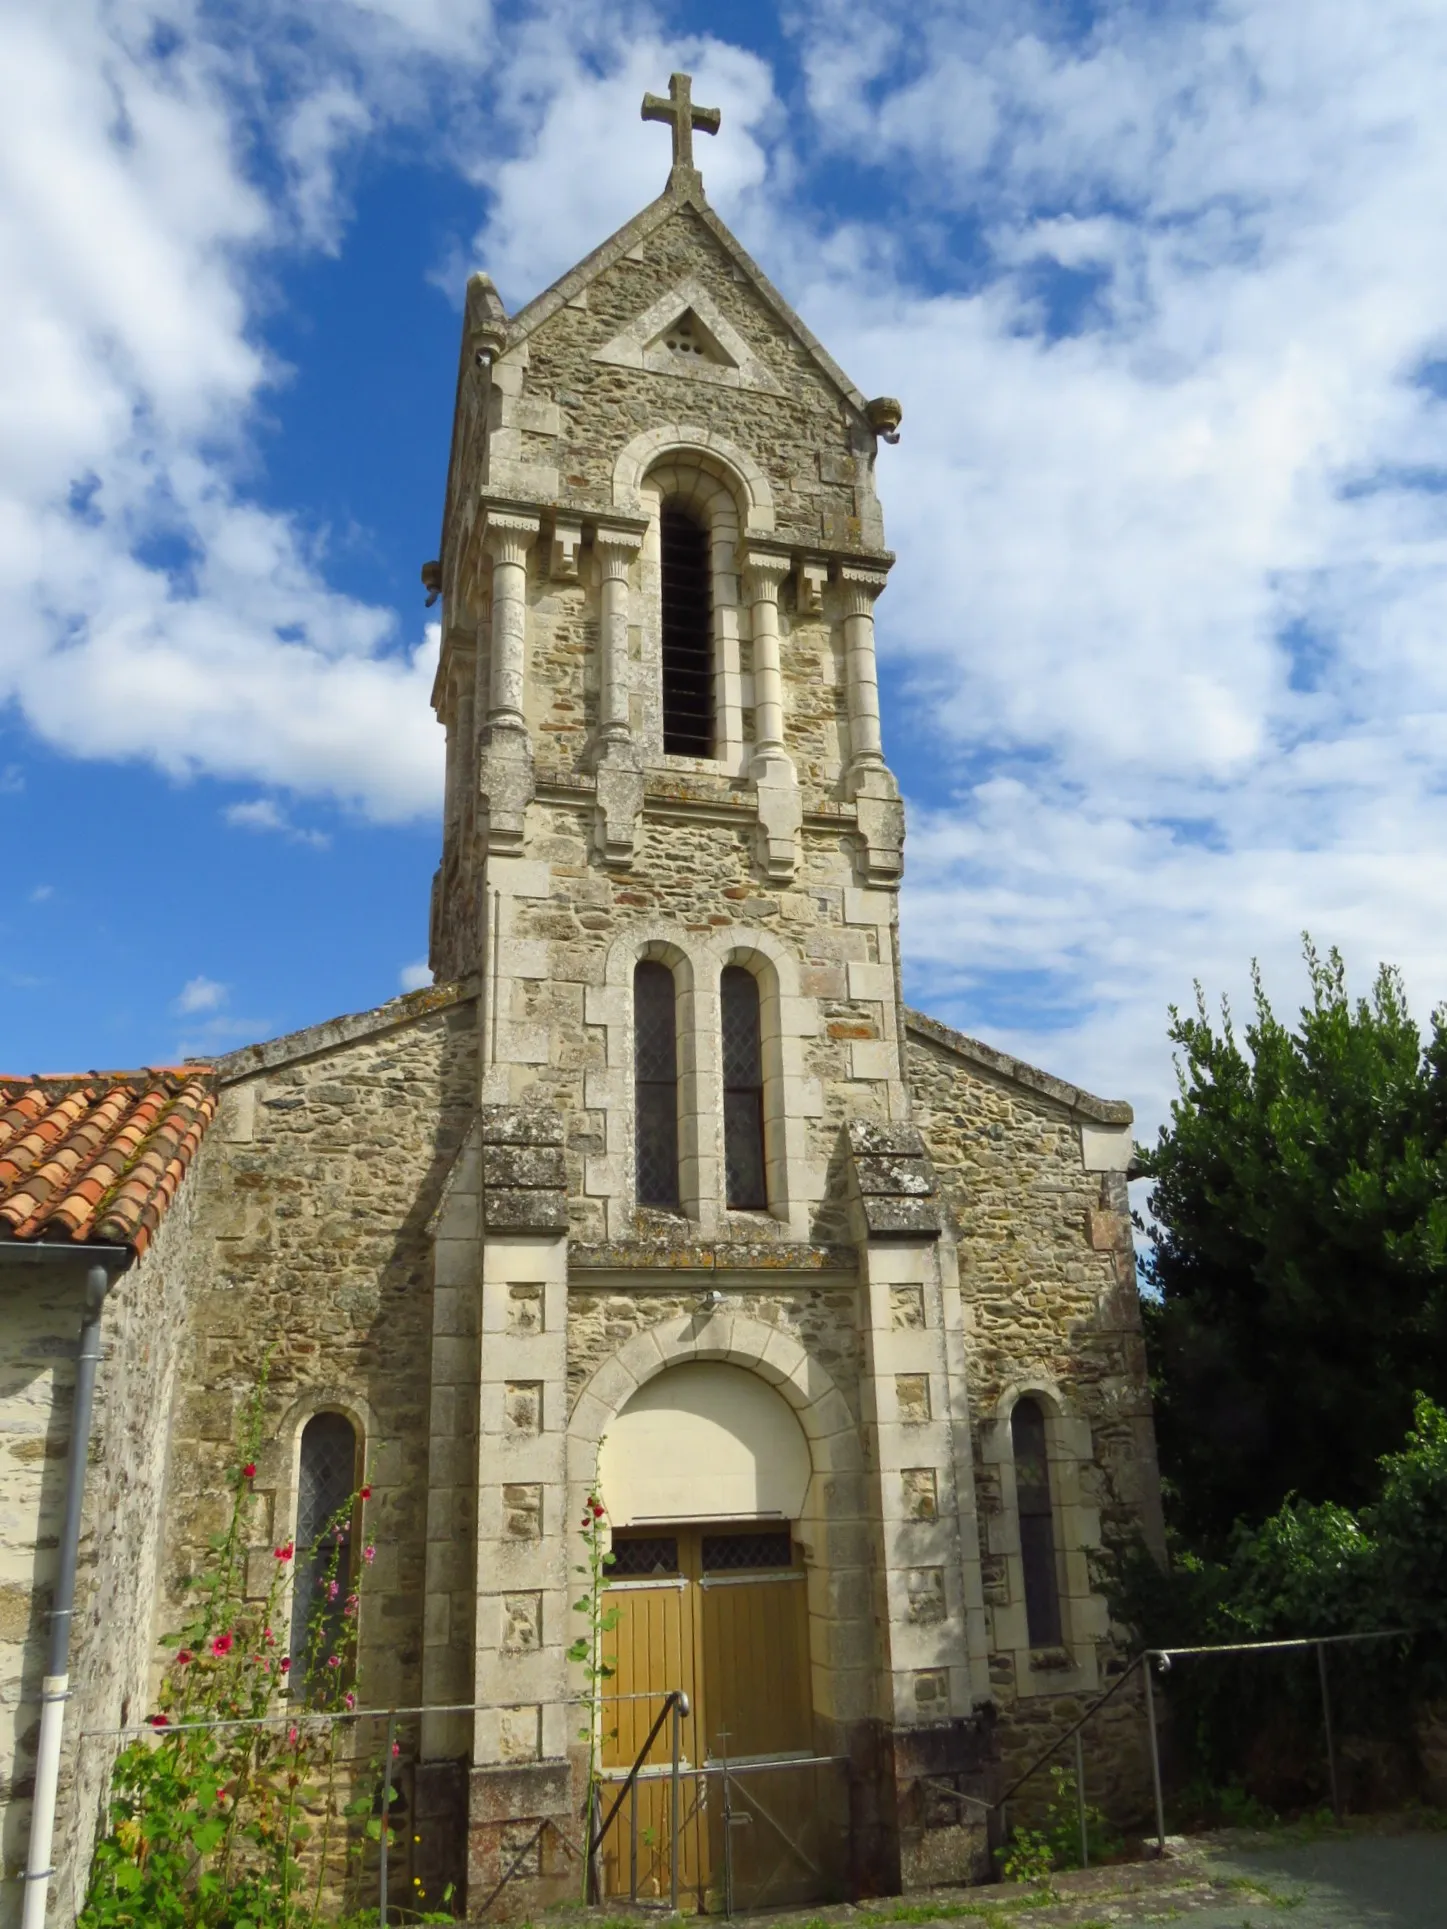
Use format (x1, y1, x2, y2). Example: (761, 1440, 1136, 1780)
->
(504, 179, 872, 417)
(903, 1007, 1133, 1127)
(207, 979, 479, 1084)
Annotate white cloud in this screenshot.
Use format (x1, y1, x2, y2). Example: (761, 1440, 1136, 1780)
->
(0, 0, 450, 824)
(28, 884, 53, 903)
(6, 0, 1447, 1140)
(176, 975, 229, 1015)
(224, 797, 331, 848)
(399, 960, 433, 991)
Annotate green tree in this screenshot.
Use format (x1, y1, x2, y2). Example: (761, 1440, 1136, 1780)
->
(1140, 940, 1447, 1542)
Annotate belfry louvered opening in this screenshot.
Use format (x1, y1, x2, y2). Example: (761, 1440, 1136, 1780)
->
(660, 503, 714, 756)
(634, 959, 681, 1210)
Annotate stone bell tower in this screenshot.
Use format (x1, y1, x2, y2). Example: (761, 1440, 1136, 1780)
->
(418, 74, 1013, 1912)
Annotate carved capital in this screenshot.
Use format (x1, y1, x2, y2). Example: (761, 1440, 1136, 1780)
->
(838, 565, 890, 619)
(593, 524, 645, 581)
(740, 547, 791, 604)
(482, 510, 541, 569)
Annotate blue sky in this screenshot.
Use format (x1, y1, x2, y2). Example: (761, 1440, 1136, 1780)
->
(3, 0, 1447, 1135)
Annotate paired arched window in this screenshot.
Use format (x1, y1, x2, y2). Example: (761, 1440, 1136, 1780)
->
(1011, 1398, 1063, 1647)
(634, 960, 681, 1210)
(659, 503, 713, 757)
(633, 960, 770, 1214)
(721, 966, 766, 1209)
(290, 1411, 359, 1683)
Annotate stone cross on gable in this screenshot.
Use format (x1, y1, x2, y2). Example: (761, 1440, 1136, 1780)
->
(641, 71, 721, 178)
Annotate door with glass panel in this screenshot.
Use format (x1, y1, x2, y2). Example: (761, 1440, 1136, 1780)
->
(601, 1524, 812, 1909)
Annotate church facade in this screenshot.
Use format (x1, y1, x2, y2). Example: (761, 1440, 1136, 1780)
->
(0, 79, 1162, 1924)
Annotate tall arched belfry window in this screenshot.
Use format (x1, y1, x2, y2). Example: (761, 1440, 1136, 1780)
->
(635, 960, 681, 1209)
(1011, 1398, 1063, 1647)
(721, 966, 766, 1209)
(660, 503, 713, 756)
(290, 1411, 359, 1682)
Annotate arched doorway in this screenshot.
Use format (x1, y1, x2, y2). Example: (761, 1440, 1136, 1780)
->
(596, 1362, 835, 1910)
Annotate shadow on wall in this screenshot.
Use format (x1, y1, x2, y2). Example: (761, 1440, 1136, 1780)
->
(0, 1265, 85, 1928)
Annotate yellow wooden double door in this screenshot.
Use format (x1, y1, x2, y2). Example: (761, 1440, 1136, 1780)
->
(600, 1523, 823, 1911)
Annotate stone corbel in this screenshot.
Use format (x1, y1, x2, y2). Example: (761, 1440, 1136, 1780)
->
(550, 515, 582, 581)
(796, 557, 829, 616)
(478, 508, 540, 855)
(742, 546, 800, 882)
(589, 521, 647, 868)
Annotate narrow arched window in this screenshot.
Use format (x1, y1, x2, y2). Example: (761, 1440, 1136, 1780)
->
(660, 503, 713, 756)
(290, 1412, 359, 1685)
(1012, 1398, 1063, 1647)
(635, 960, 680, 1209)
(722, 966, 766, 1209)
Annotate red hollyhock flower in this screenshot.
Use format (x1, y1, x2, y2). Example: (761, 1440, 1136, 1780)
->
(359, 1485, 371, 1500)
(147, 1714, 169, 1727)
(176, 1650, 193, 1666)
(590, 1500, 606, 1518)
(242, 1462, 256, 1479)
(275, 1541, 294, 1561)
(280, 1657, 292, 1674)
(210, 1632, 234, 1657)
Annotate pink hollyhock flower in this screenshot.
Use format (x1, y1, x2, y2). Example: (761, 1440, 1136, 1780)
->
(288, 1725, 299, 1746)
(343, 1691, 356, 1710)
(280, 1657, 292, 1675)
(362, 1544, 375, 1565)
(327, 1579, 339, 1601)
(326, 1655, 340, 1669)
(211, 1633, 234, 1658)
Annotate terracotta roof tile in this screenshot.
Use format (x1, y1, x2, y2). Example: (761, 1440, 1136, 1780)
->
(0, 1069, 217, 1256)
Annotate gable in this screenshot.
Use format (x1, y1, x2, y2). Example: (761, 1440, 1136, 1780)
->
(506, 182, 869, 416)
(592, 275, 782, 395)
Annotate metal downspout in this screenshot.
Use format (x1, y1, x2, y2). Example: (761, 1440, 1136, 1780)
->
(20, 1255, 126, 1929)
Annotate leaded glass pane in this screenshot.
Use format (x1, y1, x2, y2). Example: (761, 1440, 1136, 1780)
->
(701, 1530, 793, 1572)
(610, 1535, 679, 1576)
(1011, 1399, 1063, 1645)
(635, 961, 680, 1209)
(290, 1412, 357, 1686)
(722, 966, 767, 1210)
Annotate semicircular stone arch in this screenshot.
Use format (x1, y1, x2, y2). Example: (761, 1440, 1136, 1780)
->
(613, 425, 775, 534)
(567, 1309, 860, 1492)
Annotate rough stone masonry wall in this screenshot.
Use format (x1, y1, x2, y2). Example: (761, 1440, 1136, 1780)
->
(907, 1027, 1159, 1823)
(156, 992, 478, 1737)
(0, 1163, 206, 1928)
(503, 803, 898, 1244)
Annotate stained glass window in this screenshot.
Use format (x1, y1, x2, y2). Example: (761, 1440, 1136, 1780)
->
(289, 1411, 358, 1685)
(1012, 1397, 1063, 1647)
(722, 966, 767, 1210)
(635, 960, 680, 1209)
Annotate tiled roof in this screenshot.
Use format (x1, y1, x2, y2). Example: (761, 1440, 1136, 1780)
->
(0, 1069, 217, 1254)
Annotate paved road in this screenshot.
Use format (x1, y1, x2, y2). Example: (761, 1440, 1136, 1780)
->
(1189, 1834, 1447, 1927)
